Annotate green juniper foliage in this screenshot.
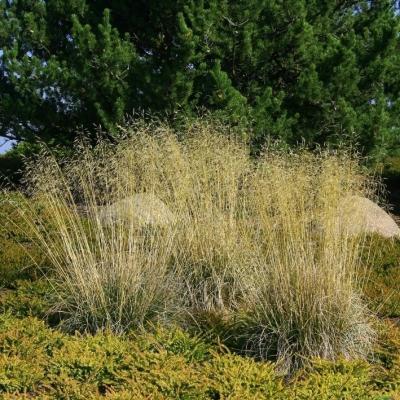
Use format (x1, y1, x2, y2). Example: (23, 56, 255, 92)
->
(1, 1, 399, 157)
(0, 313, 399, 398)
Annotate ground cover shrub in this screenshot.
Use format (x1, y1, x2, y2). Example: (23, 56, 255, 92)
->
(0, 315, 399, 399)
(0, 314, 284, 399)
(370, 319, 400, 394)
(1, 120, 377, 372)
(0, 193, 45, 287)
(287, 359, 375, 400)
(0, 279, 52, 318)
(361, 235, 400, 318)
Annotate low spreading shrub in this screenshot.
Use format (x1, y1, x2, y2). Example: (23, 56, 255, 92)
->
(371, 319, 400, 394)
(361, 235, 400, 318)
(0, 315, 399, 399)
(1, 120, 377, 372)
(0, 193, 45, 287)
(0, 279, 52, 319)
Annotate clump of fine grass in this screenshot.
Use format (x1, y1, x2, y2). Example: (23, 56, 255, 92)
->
(2, 119, 377, 371)
(3, 137, 179, 334)
(236, 151, 376, 372)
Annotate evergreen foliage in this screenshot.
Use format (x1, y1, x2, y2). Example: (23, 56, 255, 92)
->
(1, 1, 400, 156)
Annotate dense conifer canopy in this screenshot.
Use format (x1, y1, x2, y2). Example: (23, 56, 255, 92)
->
(1, 1, 399, 156)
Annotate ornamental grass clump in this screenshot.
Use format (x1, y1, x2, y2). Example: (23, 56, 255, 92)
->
(3, 136, 179, 334)
(2, 120, 376, 371)
(236, 151, 376, 372)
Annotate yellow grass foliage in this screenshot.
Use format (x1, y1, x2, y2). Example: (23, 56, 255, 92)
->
(2, 120, 377, 371)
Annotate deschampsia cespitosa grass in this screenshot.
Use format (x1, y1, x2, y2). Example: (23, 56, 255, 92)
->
(2, 120, 377, 372)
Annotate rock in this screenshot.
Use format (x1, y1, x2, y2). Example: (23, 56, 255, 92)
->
(337, 195, 400, 238)
(98, 194, 176, 227)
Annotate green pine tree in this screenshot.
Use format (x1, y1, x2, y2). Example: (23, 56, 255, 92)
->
(0, 0, 399, 158)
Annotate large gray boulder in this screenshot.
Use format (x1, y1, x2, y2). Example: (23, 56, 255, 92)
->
(337, 195, 400, 238)
(97, 194, 176, 227)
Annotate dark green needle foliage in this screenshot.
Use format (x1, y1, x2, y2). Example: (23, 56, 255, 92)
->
(1, 0, 399, 158)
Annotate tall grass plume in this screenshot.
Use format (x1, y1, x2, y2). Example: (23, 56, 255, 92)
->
(2, 120, 376, 371)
